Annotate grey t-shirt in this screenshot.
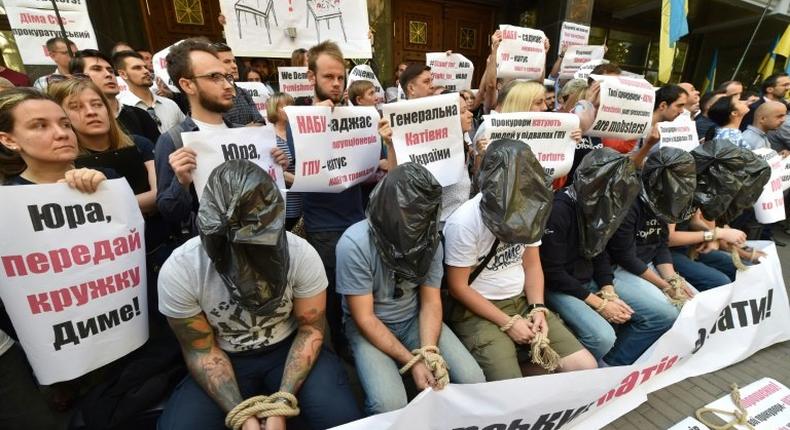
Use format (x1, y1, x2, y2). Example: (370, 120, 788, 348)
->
(158, 233, 327, 352)
(0, 329, 13, 356)
(335, 221, 443, 324)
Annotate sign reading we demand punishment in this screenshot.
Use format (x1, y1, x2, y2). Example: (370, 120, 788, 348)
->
(587, 74, 655, 140)
(382, 93, 465, 186)
(0, 180, 148, 384)
(426, 52, 475, 92)
(278, 67, 315, 99)
(285, 105, 381, 192)
(497, 25, 547, 80)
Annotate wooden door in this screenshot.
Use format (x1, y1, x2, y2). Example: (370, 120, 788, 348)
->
(442, 5, 496, 87)
(139, 0, 224, 52)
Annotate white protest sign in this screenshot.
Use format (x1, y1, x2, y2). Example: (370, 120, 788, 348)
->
(782, 156, 790, 192)
(116, 76, 132, 100)
(574, 59, 606, 80)
(153, 41, 180, 93)
(697, 378, 790, 429)
(586, 74, 655, 140)
(235, 81, 273, 120)
(559, 46, 605, 80)
(181, 127, 284, 200)
(347, 64, 385, 105)
(497, 25, 547, 80)
(482, 112, 579, 178)
(219, 0, 372, 59)
(558, 21, 591, 55)
(333, 241, 790, 430)
(0, 180, 148, 384)
(278, 67, 315, 99)
(658, 119, 700, 152)
(4, 0, 98, 65)
(382, 93, 465, 186)
(285, 105, 381, 192)
(753, 148, 786, 224)
(426, 52, 475, 92)
(667, 417, 711, 430)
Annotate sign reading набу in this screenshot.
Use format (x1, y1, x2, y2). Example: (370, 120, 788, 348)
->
(497, 24, 547, 80)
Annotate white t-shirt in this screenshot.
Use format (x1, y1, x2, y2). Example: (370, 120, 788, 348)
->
(158, 233, 327, 352)
(192, 118, 230, 130)
(443, 194, 540, 300)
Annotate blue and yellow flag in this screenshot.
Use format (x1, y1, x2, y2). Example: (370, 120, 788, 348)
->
(659, 0, 689, 83)
(759, 36, 780, 81)
(702, 49, 717, 93)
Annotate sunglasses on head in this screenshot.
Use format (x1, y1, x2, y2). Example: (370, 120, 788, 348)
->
(46, 73, 91, 85)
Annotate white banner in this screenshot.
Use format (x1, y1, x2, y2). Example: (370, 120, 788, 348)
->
(180, 127, 285, 200)
(235, 81, 273, 120)
(285, 105, 381, 192)
(658, 118, 700, 152)
(587, 74, 655, 140)
(347, 64, 385, 106)
(153, 41, 180, 93)
(219, 0, 372, 59)
(753, 148, 786, 224)
(5, 0, 98, 65)
(482, 112, 579, 178)
(497, 25, 547, 80)
(0, 180, 148, 384)
(278, 67, 315, 99)
(559, 46, 605, 80)
(558, 21, 591, 55)
(382, 93, 464, 186)
(426, 53, 475, 92)
(332, 242, 790, 430)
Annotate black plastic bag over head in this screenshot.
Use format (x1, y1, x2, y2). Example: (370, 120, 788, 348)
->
(477, 139, 553, 244)
(691, 140, 748, 221)
(571, 148, 641, 259)
(721, 147, 771, 223)
(198, 159, 289, 316)
(367, 162, 442, 283)
(641, 147, 697, 224)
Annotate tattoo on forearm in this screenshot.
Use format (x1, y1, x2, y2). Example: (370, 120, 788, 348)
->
(279, 308, 326, 394)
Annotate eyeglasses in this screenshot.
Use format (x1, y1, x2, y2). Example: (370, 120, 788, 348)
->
(191, 72, 235, 85)
(46, 73, 90, 85)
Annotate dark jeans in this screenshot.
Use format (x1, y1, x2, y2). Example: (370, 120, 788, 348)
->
(672, 249, 735, 291)
(306, 230, 346, 350)
(0, 344, 56, 430)
(157, 337, 361, 430)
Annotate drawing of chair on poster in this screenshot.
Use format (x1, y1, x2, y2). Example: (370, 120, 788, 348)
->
(234, 0, 278, 43)
(306, 0, 348, 43)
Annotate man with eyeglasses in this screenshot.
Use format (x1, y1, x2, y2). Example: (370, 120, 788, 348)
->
(113, 50, 185, 133)
(154, 38, 287, 239)
(33, 37, 77, 92)
(212, 42, 266, 126)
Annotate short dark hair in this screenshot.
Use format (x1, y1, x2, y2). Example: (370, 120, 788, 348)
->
(545, 85, 555, 94)
(716, 80, 741, 92)
(700, 89, 726, 114)
(69, 49, 113, 74)
(307, 41, 344, 73)
(587, 63, 621, 85)
(761, 73, 789, 95)
(740, 90, 759, 101)
(111, 50, 144, 71)
(399, 63, 431, 92)
(707, 94, 737, 127)
(654, 84, 688, 111)
(211, 42, 233, 53)
(166, 38, 218, 92)
(45, 37, 71, 52)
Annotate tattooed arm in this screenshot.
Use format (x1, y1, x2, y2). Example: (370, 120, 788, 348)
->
(279, 290, 327, 395)
(167, 314, 260, 430)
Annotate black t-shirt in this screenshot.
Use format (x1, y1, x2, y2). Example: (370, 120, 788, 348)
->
(75, 135, 154, 194)
(3, 167, 119, 185)
(117, 105, 161, 144)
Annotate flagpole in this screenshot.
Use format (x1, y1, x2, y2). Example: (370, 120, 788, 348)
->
(732, 0, 773, 80)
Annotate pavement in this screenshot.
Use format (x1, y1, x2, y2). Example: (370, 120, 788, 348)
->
(605, 229, 790, 430)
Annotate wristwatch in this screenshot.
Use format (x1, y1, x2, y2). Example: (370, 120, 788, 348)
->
(703, 230, 715, 242)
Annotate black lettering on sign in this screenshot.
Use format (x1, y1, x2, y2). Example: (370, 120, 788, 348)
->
(28, 202, 110, 232)
(221, 143, 260, 161)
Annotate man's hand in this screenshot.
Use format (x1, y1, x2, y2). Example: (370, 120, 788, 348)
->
(697, 239, 720, 254)
(271, 147, 289, 170)
(491, 30, 503, 50)
(505, 317, 535, 344)
(263, 415, 286, 430)
(543, 37, 551, 53)
(61, 168, 106, 193)
(570, 128, 582, 143)
(241, 416, 261, 430)
(378, 118, 393, 143)
(644, 126, 661, 148)
(585, 81, 601, 108)
(529, 310, 548, 336)
(169, 147, 197, 187)
(717, 227, 747, 246)
(599, 300, 633, 324)
(411, 361, 436, 390)
(315, 99, 334, 109)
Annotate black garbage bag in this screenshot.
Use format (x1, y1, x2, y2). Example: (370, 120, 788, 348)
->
(198, 159, 289, 316)
(477, 139, 553, 244)
(691, 139, 748, 221)
(367, 162, 442, 282)
(721, 147, 771, 223)
(571, 148, 641, 259)
(641, 147, 697, 224)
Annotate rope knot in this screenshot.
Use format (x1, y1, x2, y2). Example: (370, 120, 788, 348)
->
(225, 391, 299, 430)
(398, 345, 450, 389)
(663, 273, 691, 309)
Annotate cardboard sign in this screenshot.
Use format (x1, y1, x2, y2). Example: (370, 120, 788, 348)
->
(426, 52, 475, 92)
(347, 64, 385, 106)
(497, 24, 547, 80)
(559, 46, 605, 80)
(753, 148, 786, 224)
(586, 74, 655, 140)
(278, 67, 315, 99)
(482, 112, 579, 178)
(235, 81, 273, 120)
(180, 127, 285, 200)
(558, 21, 591, 55)
(658, 119, 700, 152)
(285, 105, 381, 192)
(382, 93, 465, 186)
(0, 179, 148, 384)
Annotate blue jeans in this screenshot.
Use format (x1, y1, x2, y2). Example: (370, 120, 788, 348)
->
(605, 265, 680, 365)
(344, 316, 485, 415)
(672, 249, 735, 291)
(158, 336, 361, 430)
(546, 281, 616, 360)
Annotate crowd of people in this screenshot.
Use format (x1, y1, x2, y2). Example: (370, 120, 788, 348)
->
(0, 25, 785, 430)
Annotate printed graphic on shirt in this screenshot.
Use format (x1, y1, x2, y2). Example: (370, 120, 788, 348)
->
(577, 136, 603, 150)
(637, 218, 663, 241)
(484, 242, 526, 272)
(208, 296, 290, 351)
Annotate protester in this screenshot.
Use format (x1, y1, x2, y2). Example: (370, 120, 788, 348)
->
(544, 84, 556, 112)
(0, 51, 30, 87)
(742, 101, 787, 150)
(651, 84, 689, 129)
(706, 94, 749, 146)
(114, 50, 186, 133)
(243, 69, 262, 82)
(678, 82, 700, 118)
(695, 90, 727, 139)
(385, 62, 407, 103)
(137, 48, 154, 72)
(266, 92, 302, 230)
(741, 90, 761, 106)
(557, 79, 588, 113)
(157, 160, 361, 430)
(213, 42, 265, 125)
(347, 80, 378, 107)
(741, 73, 790, 130)
(291, 48, 308, 67)
(718, 80, 743, 97)
(33, 37, 76, 92)
(110, 41, 134, 55)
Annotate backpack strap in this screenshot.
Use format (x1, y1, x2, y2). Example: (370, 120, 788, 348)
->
(469, 238, 500, 285)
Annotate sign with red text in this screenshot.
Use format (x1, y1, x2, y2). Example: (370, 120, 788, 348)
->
(753, 148, 786, 224)
(382, 93, 465, 186)
(181, 127, 284, 200)
(0, 180, 148, 384)
(574, 59, 606, 80)
(278, 67, 315, 99)
(482, 112, 579, 178)
(347, 64, 385, 106)
(559, 46, 605, 80)
(658, 118, 700, 152)
(497, 25, 547, 80)
(558, 21, 591, 55)
(701, 378, 790, 429)
(153, 41, 181, 93)
(4, 0, 98, 65)
(285, 105, 381, 192)
(235, 81, 273, 120)
(333, 242, 790, 430)
(587, 74, 655, 140)
(426, 52, 475, 92)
